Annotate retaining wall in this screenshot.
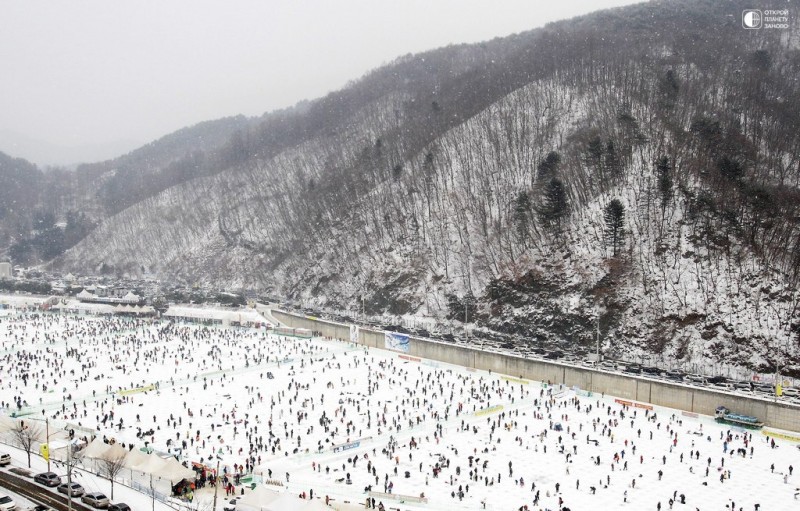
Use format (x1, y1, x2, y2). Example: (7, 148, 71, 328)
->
(271, 310, 800, 432)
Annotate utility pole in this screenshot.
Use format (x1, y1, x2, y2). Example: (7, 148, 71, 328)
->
(45, 418, 50, 472)
(596, 314, 600, 360)
(212, 458, 220, 511)
(464, 298, 469, 342)
(66, 441, 73, 511)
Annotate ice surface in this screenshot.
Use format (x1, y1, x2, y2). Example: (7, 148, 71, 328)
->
(1, 311, 798, 511)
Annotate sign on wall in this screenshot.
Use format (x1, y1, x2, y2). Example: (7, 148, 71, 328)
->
(350, 324, 359, 344)
(384, 332, 410, 353)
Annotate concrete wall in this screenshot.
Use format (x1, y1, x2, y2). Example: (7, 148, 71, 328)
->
(270, 310, 800, 432)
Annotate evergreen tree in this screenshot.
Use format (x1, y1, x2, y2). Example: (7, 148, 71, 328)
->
(513, 191, 532, 241)
(586, 137, 604, 171)
(603, 199, 626, 257)
(655, 155, 673, 207)
(538, 178, 569, 227)
(717, 156, 743, 182)
(536, 151, 561, 183)
(605, 140, 622, 177)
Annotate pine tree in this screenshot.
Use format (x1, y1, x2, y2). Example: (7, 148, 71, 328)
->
(537, 152, 561, 183)
(655, 155, 673, 207)
(514, 191, 532, 241)
(538, 179, 569, 228)
(605, 140, 622, 177)
(603, 199, 626, 257)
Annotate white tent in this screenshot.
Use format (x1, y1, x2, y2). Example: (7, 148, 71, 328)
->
(123, 449, 151, 470)
(133, 453, 169, 474)
(236, 485, 282, 508)
(83, 437, 112, 458)
(153, 457, 196, 481)
(254, 492, 330, 511)
(0, 415, 17, 433)
(297, 500, 333, 511)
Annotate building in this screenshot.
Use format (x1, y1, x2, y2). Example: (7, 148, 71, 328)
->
(0, 262, 11, 279)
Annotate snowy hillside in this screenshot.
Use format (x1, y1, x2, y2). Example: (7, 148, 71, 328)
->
(58, 0, 800, 375)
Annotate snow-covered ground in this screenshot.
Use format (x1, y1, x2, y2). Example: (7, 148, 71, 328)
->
(1, 310, 798, 511)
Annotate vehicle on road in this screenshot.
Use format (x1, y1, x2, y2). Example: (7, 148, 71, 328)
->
(641, 366, 662, 377)
(0, 454, 10, 466)
(623, 364, 642, 375)
(715, 405, 763, 429)
(34, 472, 61, 487)
(81, 493, 110, 509)
(57, 482, 85, 498)
(664, 370, 685, 382)
(0, 493, 16, 511)
(684, 374, 707, 385)
(108, 503, 131, 511)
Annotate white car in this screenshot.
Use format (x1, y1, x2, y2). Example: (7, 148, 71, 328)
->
(0, 493, 16, 511)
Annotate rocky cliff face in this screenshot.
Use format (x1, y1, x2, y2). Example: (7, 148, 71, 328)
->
(58, 0, 800, 375)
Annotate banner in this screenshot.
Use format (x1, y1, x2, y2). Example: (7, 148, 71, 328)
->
(40, 443, 49, 461)
(350, 324, 359, 344)
(762, 430, 800, 443)
(332, 440, 361, 453)
(614, 398, 653, 410)
(119, 384, 156, 396)
(474, 405, 504, 417)
(384, 332, 410, 353)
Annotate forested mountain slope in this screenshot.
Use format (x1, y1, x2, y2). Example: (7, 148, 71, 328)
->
(59, 0, 800, 374)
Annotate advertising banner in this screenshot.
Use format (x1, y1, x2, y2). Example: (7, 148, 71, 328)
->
(384, 332, 410, 353)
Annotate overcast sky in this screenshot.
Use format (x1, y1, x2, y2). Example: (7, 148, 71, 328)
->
(0, 0, 641, 165)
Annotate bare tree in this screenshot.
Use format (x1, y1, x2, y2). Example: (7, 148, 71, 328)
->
(98, 447, 128, 500)
(11, 420, 43, 468)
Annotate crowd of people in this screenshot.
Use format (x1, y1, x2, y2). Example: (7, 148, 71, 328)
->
(0, 310, 797, 510)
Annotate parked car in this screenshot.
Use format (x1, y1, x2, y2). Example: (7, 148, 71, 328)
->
(733, 382, 752, 391)
(81, 493, 110, 509)
(641, 366, 662, 376)
(753, 383, 774, 394)
(57, 482, 85, 497)
(709, 381, 733, 391)
(598, 360, 615, 371)
(34, 472, 61, 487)
(0, 493, 16, 511)
(664, 370, 685, 382)
(108, 504, 131, 511)
(781, 387, 799, 397)
(684, 374, 707, 385)
(581, 359, 598, 368)
(623, 364, 642, 374)
(33, 506, 56, 511)
(0, 453, 10, 466)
